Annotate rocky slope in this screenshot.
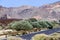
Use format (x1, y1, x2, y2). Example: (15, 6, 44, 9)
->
(0, 1, 60, 20)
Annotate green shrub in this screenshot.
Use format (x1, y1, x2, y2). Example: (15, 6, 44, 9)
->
(31, 22, 42, 28)
(46, 21, 53, 29)
(8, 20, 33, 31)
(38, 21, 48, 28)
(27, 18, 37, 22)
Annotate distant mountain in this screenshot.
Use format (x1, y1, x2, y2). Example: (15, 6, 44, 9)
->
(0, 1, 60, 20)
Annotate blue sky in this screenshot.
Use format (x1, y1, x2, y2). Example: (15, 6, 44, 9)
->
(0, 0, 60, 7)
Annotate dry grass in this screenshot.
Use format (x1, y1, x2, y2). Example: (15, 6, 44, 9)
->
(7, 36, 22, 40)
(32, 33, 60, 40)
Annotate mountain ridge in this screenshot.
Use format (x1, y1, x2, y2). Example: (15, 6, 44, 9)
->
(0, 1, 60, 20)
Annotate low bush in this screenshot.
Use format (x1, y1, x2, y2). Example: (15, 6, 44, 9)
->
(32, 34, 48, 40)
(32, 34, 60, 40)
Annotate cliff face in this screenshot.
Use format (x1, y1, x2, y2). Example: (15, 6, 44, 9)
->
(0, 1, 60, 20)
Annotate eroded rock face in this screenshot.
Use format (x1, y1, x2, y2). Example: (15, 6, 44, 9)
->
(0, 1, 60, 20)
